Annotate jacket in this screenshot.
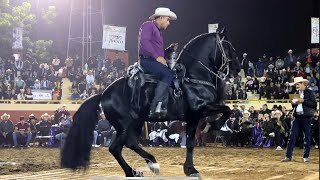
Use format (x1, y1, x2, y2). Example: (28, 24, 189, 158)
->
(292, 88, 317, 117)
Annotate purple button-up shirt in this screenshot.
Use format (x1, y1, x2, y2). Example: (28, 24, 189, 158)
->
(138, 21, 164, 59)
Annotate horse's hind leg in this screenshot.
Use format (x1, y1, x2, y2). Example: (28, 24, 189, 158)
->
(125, 122, 160, 174)
(109, 130, 143, 177)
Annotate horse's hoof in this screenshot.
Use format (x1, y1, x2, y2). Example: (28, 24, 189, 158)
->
(189, 173, 201, 178)
(147, 162, 160, 174)
(133, 170, 144, 177)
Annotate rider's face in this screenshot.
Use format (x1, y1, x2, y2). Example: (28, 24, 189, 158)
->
(157, 16, 170, 30)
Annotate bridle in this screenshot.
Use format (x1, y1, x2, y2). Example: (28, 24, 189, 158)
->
(197, 33, 233, 81)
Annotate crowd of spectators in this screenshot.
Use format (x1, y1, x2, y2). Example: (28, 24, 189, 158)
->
(225, 48, 319, 100)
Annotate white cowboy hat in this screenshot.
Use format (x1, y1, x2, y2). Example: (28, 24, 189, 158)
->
(289, 76, 309, 86)
(288, 49, 293, 53)
(149, 7, 177, 20)
(41, 113, 50, 119)
(1, 113, 10, 119)
(243, 110, 251, 116)
(296, 61, 301, 65)
(243, 53, 248, 56)
(271, 110, 283, 117)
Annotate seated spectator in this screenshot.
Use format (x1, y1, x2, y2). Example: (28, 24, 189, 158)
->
(309, 82, 318, 93)
(16, 89, 26, 101)
(52, 87, 61, 100)
(28, 114, 38, 143)
(70, 88, 80, 101)
(221, 114, 240, 147)
(97, 113, 116, 147)
(0, 113, 14, 147)
(80, 89, 89, 100)
(12, 116, 32, 148)
(33, 79, 41, 89)
(25, 87, 33, 101)
(271, 110, 288, 151)
(261, 113, 275, 147)
(249, 106, 258, 121)
(40, 77, 51, 90)
(78, 80, 86, 94)
(37, 113, 52, 146)
(239, 110, 254, 147)
(231, 104, 242, 120)
(55, 116, 72, 147)
(260, 104, 271, 115)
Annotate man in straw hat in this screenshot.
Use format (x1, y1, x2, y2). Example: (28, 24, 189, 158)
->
(282, 76, 317, 162)
(271, 110, 288, 151)
(138, 7, 178, 119)
(0, 113, 15, 147)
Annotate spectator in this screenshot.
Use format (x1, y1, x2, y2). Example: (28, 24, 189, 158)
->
(25, 87, 33, 101)
(239, 110, 254, 147)
(231, 104, 242, 120)
(12, 116, 32, 148)
(80, 89, 89, 100)
(284, 49, 297, 68)
(28, 114, 38, 143)
(40, 77, 51, 90)
(70, 88, 80, 101)
(275, 56, 284, 70)
(97, 113, 116, 147)
(0, 113, 14, 147)
(14, 58, 23, 77)
(14, 76, 25, 91)
(55, 115, 72, 147)
(34, 79, 41, 89)
(37, 113, 52, 147)
(260, 104, 271, 115)
(271, 110, 288, 151)
(16, 89, 26, 100)
(52, 56, 60, 76)
(86, 70, 95, 90)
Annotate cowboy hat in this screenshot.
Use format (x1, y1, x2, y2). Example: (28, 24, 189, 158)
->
(271, 110, 283, 117)
(289, 76, 309, 86)
(149, 7, 177, 20)
(1, 113, 10, 119)
(243, 110, 251, 116)
(41, 113, 50, 119)
(288, 49, 293, 53)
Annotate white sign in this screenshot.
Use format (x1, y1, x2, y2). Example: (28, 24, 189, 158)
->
(311, 17, 319, 44)
(31, 89, 52, 100)
(102, 25, 126, 51)
(208, 24, 219, 33)
(12, 27, 23, 50)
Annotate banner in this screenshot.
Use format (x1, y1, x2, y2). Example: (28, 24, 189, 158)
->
(31, 89, 52, 100)
(12, 27, 23, 50)
(208, 24, 219, 33)
(102, 25, 126, 51)
(311, 17, 319, 44)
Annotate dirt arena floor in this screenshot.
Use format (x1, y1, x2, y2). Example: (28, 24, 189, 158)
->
(0, 146, 318, 180)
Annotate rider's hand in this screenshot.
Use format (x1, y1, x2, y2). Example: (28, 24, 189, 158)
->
(171, 43, 178, 51)
(156, 57, 168, 66)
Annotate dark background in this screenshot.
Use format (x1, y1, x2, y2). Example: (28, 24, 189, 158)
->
(31, 0, 319, 63)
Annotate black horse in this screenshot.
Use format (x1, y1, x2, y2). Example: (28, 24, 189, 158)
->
(61, 32, 241, 177)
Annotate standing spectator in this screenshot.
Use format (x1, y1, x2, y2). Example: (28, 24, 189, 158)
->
(275, 56, 284, 70)
(14, 57, 23, 77)
(65, 56, 74, 73)
(40, 77, 51, 90)
(14, 76, 25, 91)
(282, 77, 317, 162)
(241, 53, 249, 76)
(0, 113, 14, 147)
(28, 114, 38, 143)
(12, 116, 32, 148)
(78, 79, 86, 94)
(25, 87, 33, 101)
(52, 56, 60, 76)
(255, 58, 264, 77)
(86, 70, 95, 90)
(284, 49, 297, 68)
(260, 104, 271, 115)
(231, 104, 242, 120)
(311, 111, 319, 149)
(59, 104, 71, 119)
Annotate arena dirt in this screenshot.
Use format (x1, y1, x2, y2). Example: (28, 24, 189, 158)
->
(0, 146, 318, 180)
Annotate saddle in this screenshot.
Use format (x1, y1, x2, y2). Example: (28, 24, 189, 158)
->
(127, 62, 186, 98)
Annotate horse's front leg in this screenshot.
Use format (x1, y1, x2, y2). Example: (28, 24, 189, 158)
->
(184, 119, 200, 177)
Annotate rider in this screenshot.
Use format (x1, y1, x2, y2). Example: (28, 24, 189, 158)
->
(138, 7, 178, 119)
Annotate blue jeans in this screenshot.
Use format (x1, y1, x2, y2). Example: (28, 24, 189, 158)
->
(92, 131, 98, 145)
(13, 132, 32, 146)
(140, 57, 174, 85)
(55, 133, 67, 147)
(285, 116, 312, 159)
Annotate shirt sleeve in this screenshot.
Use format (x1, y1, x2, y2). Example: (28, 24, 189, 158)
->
(140, 23, 161, 59)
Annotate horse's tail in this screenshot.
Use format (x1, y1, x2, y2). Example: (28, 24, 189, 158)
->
(61, 94, 101, 169)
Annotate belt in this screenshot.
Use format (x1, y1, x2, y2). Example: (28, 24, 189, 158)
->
(296, 112, 304, 115)
(139, 55, 152, 59)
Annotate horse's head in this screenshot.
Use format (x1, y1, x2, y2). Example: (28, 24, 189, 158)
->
(209, 31, 241, 79)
